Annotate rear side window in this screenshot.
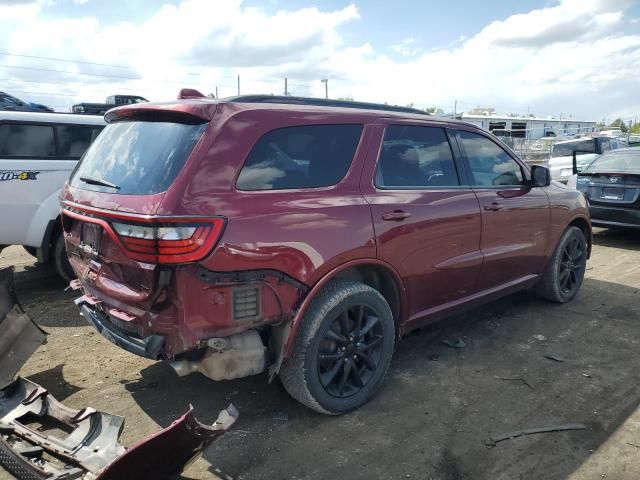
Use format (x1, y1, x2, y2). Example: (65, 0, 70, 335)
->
(71, 121, 207, 195)
(0, 124, 55, 157)
(376, 125, 459, 188)
(57, 125, 103, 159)
(236, 124, 363, 190)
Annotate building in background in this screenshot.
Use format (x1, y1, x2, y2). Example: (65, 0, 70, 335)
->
(459, 108, 597, 140)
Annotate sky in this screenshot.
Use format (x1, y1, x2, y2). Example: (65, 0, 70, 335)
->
(0, 0, 639, 122)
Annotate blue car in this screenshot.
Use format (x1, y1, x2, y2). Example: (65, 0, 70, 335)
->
(0, 91, 54, 112)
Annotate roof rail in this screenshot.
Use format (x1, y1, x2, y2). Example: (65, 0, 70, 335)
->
(226, 95, 429, 116)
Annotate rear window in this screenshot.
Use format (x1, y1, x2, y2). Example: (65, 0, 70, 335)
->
(236, 124, 363, 190)
(586, 150, 640, 174)
(0, 124, 55, 157)
(71, 121, 207, 195)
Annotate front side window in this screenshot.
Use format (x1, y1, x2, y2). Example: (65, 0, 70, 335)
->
(376, 125, 459, 188)
(236, 124, 363, 190)
(458, 130, 523, 187)
(0, 124, 55, 157)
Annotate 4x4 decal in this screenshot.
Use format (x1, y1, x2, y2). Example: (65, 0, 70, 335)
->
(0, 170, 40, 181)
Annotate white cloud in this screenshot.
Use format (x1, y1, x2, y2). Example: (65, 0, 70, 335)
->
(0, 0, 638, 121)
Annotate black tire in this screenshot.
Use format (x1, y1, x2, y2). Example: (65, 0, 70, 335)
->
(53, 232, 75, 283)
(279, 280, 395, 415)
(23, 246, 38, 258)
(535, 226, 587, 303)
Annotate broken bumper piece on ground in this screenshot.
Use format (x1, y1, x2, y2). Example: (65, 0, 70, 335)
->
(0, 266, 239, 480)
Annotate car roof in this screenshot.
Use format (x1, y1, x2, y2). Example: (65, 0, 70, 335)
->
(0, 110, 105, 125)
(107, 95, 482, 130)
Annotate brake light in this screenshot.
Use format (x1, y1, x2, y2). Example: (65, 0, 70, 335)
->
(111, 219, 225, 264)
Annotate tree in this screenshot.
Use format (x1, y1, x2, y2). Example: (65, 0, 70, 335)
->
(608, 118, 628, 133)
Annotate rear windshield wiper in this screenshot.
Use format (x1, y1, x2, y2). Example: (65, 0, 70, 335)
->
(79, 176, 120, 190)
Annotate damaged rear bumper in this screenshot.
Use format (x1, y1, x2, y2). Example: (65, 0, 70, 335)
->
(0, 266, 239, 480)
(0, 377, 238, 480)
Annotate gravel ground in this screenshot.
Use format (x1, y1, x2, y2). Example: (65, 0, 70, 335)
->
(1, 227, 639, 480)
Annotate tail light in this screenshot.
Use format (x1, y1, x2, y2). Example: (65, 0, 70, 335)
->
(112, 220, 225, 264)
(62, 205, 225, 264)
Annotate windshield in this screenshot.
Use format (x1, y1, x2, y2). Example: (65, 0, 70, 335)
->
(71, 120, 207, 195)
(551, 139, 596, 157)
(585, 149, 640, 174)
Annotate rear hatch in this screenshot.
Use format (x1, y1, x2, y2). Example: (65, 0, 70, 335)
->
(578, 172, 640, 207)
(60, 102, 221, 317)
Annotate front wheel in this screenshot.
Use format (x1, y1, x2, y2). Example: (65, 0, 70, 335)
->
(535, 226, 587, 303)
(279, 280, 395, 415)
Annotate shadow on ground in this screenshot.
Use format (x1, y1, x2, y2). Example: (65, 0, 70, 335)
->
(125, 277, 640, 480)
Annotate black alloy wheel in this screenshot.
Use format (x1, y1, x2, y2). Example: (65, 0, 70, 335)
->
(318, 304, 384, 398)
(558, 236, 585, 294)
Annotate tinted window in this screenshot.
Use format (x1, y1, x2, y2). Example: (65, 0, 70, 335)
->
(586, 149, 640, 174)
(236, 124, 363, 190)
(600, 138, 611, 152)
(57, 125, 104, 159)
(71, 121, 206, 195)
(458, 130, 523, 187)
(376, 125, 459, 188)
(0, 124, 55, 157)
(552, 139, 596, 157)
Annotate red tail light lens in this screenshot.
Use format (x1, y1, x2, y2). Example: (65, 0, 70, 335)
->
(111, 219, 225, 264)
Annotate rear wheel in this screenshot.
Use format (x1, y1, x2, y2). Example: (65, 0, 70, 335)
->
(279, 280, 395, 415)
(53, 232, 75, 283)
(535, 226, 587, 303)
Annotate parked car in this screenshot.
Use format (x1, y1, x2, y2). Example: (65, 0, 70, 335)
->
(574, 147, 640, 229)
(61, 95, 591, 415)
(548, 136, 620, 183)
(72, 95, 148, 115)
(0, 111, 105, 279)
(0, 91, 54, 112)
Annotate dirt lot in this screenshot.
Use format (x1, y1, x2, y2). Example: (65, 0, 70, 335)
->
(1, 228, 639, 480)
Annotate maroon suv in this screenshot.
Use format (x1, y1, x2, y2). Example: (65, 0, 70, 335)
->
(60, 95, 591, 414)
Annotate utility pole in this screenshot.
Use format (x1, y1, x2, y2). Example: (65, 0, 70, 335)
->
(321, 78, 328, 99)
(453, 99, 457, 119)
(237, 75, 240, 96)
(215, 86, 218, 99)
(284, 77, 288, 96)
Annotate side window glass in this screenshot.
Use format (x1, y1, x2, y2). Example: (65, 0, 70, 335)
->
(0, 124, 55, 157)
(458, 130, 523, 187)
(236, 124, 363, 190)
(376, 125, 459, 188)
(600, 139, 611, 152)
(57, 125, 103, 159)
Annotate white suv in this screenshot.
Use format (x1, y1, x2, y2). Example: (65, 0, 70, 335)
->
(0, 111, 104, 279)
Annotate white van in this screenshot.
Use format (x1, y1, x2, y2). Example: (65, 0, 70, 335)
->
(0, 111, 105, 279)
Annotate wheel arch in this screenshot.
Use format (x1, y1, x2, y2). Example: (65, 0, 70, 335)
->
(281, 259, 406, 361)
(568, 215, 592, 259)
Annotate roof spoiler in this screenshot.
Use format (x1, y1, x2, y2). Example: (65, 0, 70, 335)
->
(178, 88, 206, 100)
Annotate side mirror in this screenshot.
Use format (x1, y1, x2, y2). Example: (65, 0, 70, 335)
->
(531, 165, 551, 187)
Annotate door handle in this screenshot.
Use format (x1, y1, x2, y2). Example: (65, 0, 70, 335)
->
(484, 203, 504, 211)
(382, 210, 411, 221)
